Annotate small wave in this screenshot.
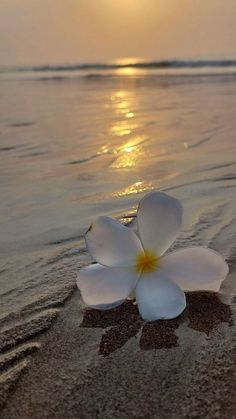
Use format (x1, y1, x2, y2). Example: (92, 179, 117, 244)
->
(36, 76, 68, 82)
(3, 59, 236, 74)
(8, 122, 35, 128)
(165, 173, 236, 194)
(184, 135, 212, 149)
(67, 154, 99, 165)
(18, 151, 48, 158)
(0, 144, 28, 152)
(198, 161, 236, 173)
(47, 235, 84, 246)
(83, 73, 110, 79)
(214, 174, 236, 182)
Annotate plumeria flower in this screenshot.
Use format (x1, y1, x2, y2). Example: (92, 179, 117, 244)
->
(77, 192, 229, 321)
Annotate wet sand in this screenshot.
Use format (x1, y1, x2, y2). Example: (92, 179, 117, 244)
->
(1, 72, 236, 418)
(1, 71, 236, 418)
(1, 284, 235, 419)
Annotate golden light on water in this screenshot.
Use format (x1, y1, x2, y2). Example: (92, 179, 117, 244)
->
(97, 144, 110, 155)
(110, 122, 138, 137)
(110, 91, 130, 115)
(101, 89, 147, 169)
(113, 181, 154, 197)
(111, 136, 147, 168)
(111, 146, 141, 168)
(96, 136, 147, 169)
(111, 90, 126, 98)
(112, 57, 145, 77)
(123, 145, 135, 153)
(115, 67, 143, 77)
(110, 89, 138, 137)
(100, 87, 180, 173)
(116, 100, 129, 110)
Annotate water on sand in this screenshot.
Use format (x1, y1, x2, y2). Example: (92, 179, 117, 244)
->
(0, 67, 236, 402)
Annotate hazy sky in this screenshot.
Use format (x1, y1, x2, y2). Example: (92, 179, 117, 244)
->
(0, 0, 236, 66)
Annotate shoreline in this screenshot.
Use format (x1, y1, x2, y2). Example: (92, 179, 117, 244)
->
(1, 285, 235, 418)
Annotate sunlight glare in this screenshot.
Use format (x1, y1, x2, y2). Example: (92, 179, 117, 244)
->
(113, 181, 154, 197)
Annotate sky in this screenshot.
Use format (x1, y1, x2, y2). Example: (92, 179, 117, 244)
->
(0, 0, 236, 66)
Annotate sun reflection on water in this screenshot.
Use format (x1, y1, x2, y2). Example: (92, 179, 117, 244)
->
(126, 112, 134, 118)
(110, 90, 132, 117)
(113, 181, 154, 197)
(111, 137, 147, 168)
(96, 136, 148, 169)
(115, 67, 144, 77)
(106, 89, 147, 168)
(97, 144, 110, 155)
(111, 147, 142, 168)
(110, 122, 138, 137)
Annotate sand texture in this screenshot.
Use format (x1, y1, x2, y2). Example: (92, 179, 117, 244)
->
(1, 69, 236, 419)
(0, 285, 235, 419)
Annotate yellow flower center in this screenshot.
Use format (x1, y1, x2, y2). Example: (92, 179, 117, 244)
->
(135, 250, 159, 274)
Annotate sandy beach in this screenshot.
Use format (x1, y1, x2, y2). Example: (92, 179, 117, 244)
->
(1, 66, 236, 418)
(1, 273, 235, 419)
(1, 0, 236, 416)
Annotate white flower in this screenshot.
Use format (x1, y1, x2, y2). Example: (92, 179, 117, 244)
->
(77, 192, 229, 321)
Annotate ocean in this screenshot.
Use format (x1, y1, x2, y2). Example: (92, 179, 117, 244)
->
(0, 59, 236, 397)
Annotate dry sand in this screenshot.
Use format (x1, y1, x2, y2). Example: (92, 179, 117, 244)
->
(1, 284, 236, 419)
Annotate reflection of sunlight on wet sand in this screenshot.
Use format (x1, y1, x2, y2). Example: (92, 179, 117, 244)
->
(109, 90, 137, 136)
(111, 147, 143, 168)
(111, 138, 146, 169)
(110, 122, 138, 137)
(116, 100, 129, 110)
(106, 89, 147, 168)
(115, 136, 148, 152)
(97, 144, 110, 155)
(96, 135, 148, 169)
(97, 87, 183, 175)
(81, 181, 153, 203)
(96, 87, 182, 195)
(113, 181, 154, 197)
(112, 172, 180, 199)
(110, 90, 134, 116)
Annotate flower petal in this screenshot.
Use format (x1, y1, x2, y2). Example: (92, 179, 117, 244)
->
(161, 246, 229, 291)
(135, 271, 186, 321)
(85, 216, 143, 267)
(137, 191, 182, 256)
(77, 263, 139, 309)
